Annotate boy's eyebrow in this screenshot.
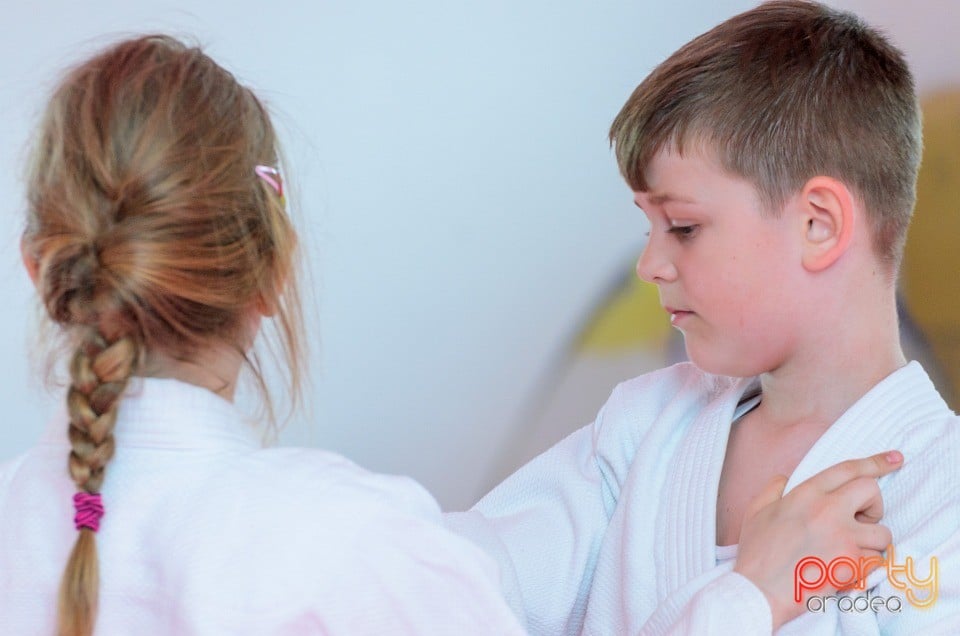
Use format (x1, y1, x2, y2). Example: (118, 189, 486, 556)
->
(635, 192, 697, 207)
(648, 192, 695, 205)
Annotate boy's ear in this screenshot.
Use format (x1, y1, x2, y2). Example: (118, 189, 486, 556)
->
(20, 237, 39, 287)
(799, 176, 855, 272)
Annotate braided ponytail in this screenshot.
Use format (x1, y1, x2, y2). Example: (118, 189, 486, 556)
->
(59, 332, 140, 636)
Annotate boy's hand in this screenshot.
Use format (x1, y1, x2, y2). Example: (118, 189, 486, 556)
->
(733, 450, 903, 630)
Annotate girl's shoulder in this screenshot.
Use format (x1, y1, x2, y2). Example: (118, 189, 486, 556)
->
(247, 446, 441, 521)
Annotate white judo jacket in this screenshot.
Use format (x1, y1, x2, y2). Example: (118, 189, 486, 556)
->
(448, 361, 960, 635)
(0, 377, 526, 635)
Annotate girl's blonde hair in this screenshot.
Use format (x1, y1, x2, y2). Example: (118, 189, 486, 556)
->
(23, 35, 305, 636)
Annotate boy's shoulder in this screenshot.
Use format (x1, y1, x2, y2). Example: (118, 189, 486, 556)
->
(588, 362, 751, 485)
(880, 406, 960, 553)
(612, 361, 741, 403)
(596, 361, 748, 436)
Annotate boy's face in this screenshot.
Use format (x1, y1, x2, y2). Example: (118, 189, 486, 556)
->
(633, 146, 805, 377)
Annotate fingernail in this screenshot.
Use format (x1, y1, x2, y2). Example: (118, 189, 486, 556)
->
(886, 450, 903, 464)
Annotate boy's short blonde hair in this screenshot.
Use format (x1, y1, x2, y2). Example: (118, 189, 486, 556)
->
(610, 0, 921, 267)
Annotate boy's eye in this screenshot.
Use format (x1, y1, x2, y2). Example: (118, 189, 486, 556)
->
(667, 224, 699, 240)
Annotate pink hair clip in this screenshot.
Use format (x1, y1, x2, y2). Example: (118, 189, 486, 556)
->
(73, 491, 105, 532)
(255, 165, 285, 204)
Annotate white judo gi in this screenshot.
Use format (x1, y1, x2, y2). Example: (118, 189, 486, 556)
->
(447, 361, 960, 635)
(0, 377, 525, 635)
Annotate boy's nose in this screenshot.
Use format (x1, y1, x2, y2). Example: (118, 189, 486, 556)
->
(636, 238, 678, 284)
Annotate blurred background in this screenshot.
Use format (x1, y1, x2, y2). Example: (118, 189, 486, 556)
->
(1, 0, 957, 510)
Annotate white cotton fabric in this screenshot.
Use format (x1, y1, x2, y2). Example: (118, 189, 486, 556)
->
(447, 361, 960, 635)
(0, 377, 526, 635)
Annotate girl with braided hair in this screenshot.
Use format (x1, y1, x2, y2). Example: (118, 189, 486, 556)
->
(1, 35, 523, 636)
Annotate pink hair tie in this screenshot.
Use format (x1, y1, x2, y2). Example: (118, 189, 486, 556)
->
(73, 492, 105, 532)
(255, 164, 285, 204)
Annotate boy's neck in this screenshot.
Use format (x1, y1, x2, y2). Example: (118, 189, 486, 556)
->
(755, 284, 906, 429)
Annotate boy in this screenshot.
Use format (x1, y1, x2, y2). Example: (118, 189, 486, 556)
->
(448, 2, 960, 633)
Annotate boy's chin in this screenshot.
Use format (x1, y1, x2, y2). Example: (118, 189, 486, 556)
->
(685, 343, 767, 378)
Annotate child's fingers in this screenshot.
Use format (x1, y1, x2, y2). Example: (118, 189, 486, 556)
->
(833, 476, 885, 523)
(806, 451, 903, 493)
(743, 474, 788, 519)
(855, 522, 893, 553)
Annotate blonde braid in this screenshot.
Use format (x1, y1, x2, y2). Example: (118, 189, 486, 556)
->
(58, 331, 139, 636)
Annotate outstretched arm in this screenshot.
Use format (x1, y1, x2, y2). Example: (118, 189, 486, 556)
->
(445, 420, 612, 636)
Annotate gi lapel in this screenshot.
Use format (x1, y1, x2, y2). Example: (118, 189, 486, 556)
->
(657, 374, 758, 596)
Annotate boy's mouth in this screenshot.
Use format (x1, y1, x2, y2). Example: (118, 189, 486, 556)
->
(664, 306, 693, 325)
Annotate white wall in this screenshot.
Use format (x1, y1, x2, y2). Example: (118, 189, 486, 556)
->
(0, 1, 954, 510)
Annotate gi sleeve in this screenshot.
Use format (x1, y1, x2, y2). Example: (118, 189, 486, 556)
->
(445, 404, 615, 636)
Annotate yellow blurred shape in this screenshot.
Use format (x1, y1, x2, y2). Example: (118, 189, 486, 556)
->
(901, 90, 960, 406)
(576, 275, 672, 353)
